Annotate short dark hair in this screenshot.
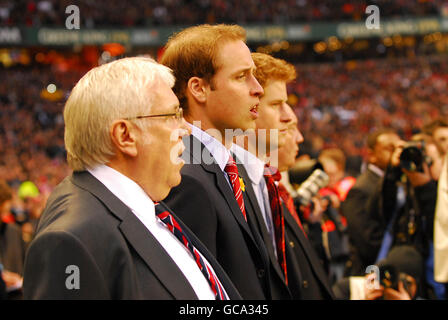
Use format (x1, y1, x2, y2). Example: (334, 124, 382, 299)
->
(366, 128, 396, 150)
(422, 118, 448, 136)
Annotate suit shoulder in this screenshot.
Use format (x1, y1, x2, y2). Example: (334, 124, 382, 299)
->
(37, 177, 120, 240)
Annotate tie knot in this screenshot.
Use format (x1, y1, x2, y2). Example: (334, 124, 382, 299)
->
(224, 155, 238, 175)
(264, 164, 281, 182)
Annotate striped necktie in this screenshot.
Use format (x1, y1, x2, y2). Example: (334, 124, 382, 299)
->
(263, 164, 288, 284)
(224, 155, 247, 221)
(155, 202, 228, 300)
(277, 182, 307, 237)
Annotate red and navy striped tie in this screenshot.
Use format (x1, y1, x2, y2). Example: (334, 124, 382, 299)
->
(155, 202, 228, 300)
(224, 155, 247, 221)
(263, 164, 288, 284)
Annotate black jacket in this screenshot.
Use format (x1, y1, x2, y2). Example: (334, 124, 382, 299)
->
(23, 171, 241, 300)
(165, 135, 288, 299)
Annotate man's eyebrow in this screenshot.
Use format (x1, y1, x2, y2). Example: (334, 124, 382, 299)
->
(233, 65, 256, 75)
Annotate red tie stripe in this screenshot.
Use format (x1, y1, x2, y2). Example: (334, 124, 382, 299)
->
(277, 182, 308, 238)
(224, 155, 247, 221)
(155, 202, 228, 300)
(263, 164, 288, 284)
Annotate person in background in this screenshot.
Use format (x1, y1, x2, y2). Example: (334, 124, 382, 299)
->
(332, 245, 424, 300)
(0, 180, 25, 299)
(317, 148, 355, 284)
(342, 129, 401, 276)
(383, 132, 444, 298)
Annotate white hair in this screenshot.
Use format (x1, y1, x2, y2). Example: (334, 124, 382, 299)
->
(64, 56, 175, 171)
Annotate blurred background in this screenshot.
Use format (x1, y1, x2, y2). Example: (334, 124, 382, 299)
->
(0, 1, 448, 297)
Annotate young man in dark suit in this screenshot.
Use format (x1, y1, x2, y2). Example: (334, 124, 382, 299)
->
(162, 24, 291, 299)
(232, 53, 334, 299)
(23, 57, 241, 300)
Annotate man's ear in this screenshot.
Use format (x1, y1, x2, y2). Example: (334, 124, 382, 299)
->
(367, 148, 376, 164)
(187, 77, 208, 104)
(110, 120, 138, 157)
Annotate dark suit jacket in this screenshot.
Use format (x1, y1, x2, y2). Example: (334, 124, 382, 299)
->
(236, 162, 291, 299)
(23, 171, 241, 300)
(0, 222, 26, 276)
(164, 135, 289, 299)
(283, 202, 334, 299)
(233, 158, 332, 299)
(341, 167, 384, 276)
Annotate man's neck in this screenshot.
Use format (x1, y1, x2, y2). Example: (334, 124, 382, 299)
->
(235, 134, 272, 163)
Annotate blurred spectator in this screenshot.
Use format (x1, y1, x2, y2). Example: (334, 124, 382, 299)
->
(0, 0, 443, 27)
(423, 117, 448, 157)
(341, 129, 400, 276)
(379, 132, 444, 298)
(317, 148, 355, 284)
(0, 180, 25, 299)
(332, 245, 424, 300)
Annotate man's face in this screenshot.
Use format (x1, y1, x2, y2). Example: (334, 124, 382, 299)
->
(136, 81, 190, 201)
(426, 142, 443, 180)
(320, 158, 344, 188)
(255, 80, 292, 151)
(433, 127, 448, 156)
(371, 133, 400, 170)
(278, 122, 304, 172)
(204, 40, 263, 135)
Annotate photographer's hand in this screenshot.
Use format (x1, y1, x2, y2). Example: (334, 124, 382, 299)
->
(390, 140, 405, 167)
(303, 197, 325, 223)
(364, 273, 384, 300)
(402, 162, 432, 187)
(383, 281, 411, 300)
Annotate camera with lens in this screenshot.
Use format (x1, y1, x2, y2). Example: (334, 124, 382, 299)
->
(379, 264, 399, 290)
(399, 140, 432, 172)
(295, 169, 329, 207)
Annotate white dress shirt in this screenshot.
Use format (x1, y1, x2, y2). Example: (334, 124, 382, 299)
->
(190, 123, 231, 171)
(88, 165, 217, 300)
(189, 123, 235, 190)
(231, 144, 277, 256)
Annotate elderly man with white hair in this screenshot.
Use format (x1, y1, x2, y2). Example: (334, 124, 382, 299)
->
(23, 57, 241, 300)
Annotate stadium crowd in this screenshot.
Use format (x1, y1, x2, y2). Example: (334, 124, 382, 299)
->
(0, 0, 445, 27)
(2, 54, 447, 191)
(293, 55, 448, 174)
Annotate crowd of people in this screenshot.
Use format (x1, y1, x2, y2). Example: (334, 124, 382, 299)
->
(292, 55, 448, 175)
(1, 26, 448, 301)
(0, 0, 445, 27)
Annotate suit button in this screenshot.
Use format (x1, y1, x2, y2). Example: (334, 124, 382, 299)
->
(303, 280, 308, 288)
(289, 241, 295, 248)
(257, 269, 265, 278)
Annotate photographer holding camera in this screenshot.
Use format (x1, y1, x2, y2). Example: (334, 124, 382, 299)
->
(342, 129, 401, 277)
(378, 132, 444, 299)
(332, 245, 423, 300)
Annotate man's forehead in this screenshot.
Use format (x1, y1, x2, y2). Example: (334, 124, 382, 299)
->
(215, 40, 254, 70)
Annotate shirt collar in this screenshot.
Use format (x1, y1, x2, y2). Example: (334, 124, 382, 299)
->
(87, 164, 156, 223)
(368, 163, 385, 177)
(189, 122, 230, 171)
(231, 144, 265, 185)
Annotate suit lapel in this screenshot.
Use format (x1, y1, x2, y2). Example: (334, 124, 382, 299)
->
(71, 171, 197, 299)
(236, 161, 287, 285)
(185, 135, 257, 241)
